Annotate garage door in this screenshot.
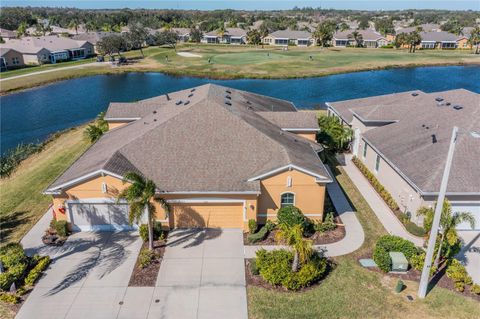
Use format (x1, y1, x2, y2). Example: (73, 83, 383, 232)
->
(171, 203, 244, 228)
(453, 203, 480, 230)
(68, 202, 132, 231)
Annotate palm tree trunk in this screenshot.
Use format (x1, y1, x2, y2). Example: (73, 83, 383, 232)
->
(292, 250, 299, 272)
(140, 47, 144, 58)
(433, 232, 444, 268)
(147, 206, 154, 250)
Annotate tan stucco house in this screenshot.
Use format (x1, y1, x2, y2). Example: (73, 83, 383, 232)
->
(45, 84, 331, 232)
(332, 29, 389, 48)
(0, 48, 25, 71)
(327, 89, 480, 230)
(263, 30, 315, 46)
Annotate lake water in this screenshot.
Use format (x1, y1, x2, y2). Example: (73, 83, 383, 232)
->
(1, 65, 479, 154)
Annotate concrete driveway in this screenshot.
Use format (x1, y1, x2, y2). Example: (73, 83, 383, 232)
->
(152, 228, 248, 319)
(16, 231, 142, 319)
(457, 231, 480, 284)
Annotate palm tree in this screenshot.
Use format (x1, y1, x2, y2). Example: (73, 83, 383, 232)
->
(85, 21, 97, 33)
(68, 19, 80, 34)
(417, 200, 475, 267)
(348, 31, 363, 47)
(468, 26, 480, 54)
(407, 31, 422, 53)
(275, 224, 313, 272)
(84, 124, 104, 143)
(118, 172, 169, 250)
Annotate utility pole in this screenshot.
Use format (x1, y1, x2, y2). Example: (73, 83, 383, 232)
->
(418, 126, 458, 298)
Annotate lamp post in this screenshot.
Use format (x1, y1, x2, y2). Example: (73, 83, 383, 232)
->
(418, 127, 480, 298)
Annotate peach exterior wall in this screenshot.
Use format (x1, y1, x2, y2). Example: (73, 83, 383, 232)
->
(107, 122, 130, 130)
(256, 169, 326, 224)
(295, 132, 317, 141)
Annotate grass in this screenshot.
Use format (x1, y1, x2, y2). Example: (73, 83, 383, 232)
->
(1, 44, 479, 94)
(247, 154, 480, 318)
(0, 57, 96, 79)
(0, 126, 90, 244)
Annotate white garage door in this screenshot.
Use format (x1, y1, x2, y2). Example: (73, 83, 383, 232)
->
(453, 203, 480, 230)
(68, 202, 133, 231)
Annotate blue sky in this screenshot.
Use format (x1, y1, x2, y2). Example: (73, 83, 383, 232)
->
(1, 1, 479, 11)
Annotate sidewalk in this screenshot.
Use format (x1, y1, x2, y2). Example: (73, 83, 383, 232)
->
(20, 207, 60, 257)
(244, 167, 365, 258)
(0, 62, 104, 82)
(341, 154, 424, 247)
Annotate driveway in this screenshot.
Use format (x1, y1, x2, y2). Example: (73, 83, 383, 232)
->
(152, 228, 248, 319)
(16, 231, 142, 319)
(457, 231, 480, 284)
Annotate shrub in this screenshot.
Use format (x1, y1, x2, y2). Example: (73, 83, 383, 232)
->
(54, 220, 69, 237)
(0, 292, 20, 304)
(277, 206, 306, 227)
(248, 219, 257, 234)
(138, 248, 156, 268)
(455, 281, 465, 292)
(314, 212, 337, 233)
(24, 256, 50, 287)
(139, 222, 163, 242)
(255, 249, 328, 290)
(373, 235, 419, 272)
(249, 259, 259, 275)
(410, 252, 437, 275)
(471, 284, 480, 295)
(139, 224, 149, 242)
(446, 259, 471, 284)
(265, 220, 276, 232)
(0, 243, 29, 291)
(247, 225, 269, 244)
(405, 222, 426, 237)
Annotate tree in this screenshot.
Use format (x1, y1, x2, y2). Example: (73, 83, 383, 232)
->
(125, 23, 148, 57)
(189, 27, 202, 43)
(338, 22, 349, 31)
(348, 30, 363, 47)
(358, 18, 369, 30)
(0, 36, 4, 44)
(35, 23, 51, 36)
(275, 223, 313, 272)
(313, 21, 336, 47)
(84, 112, 108, 143)
(317, 115, 353, 151)
(16, 21, 28, 38)
(118, 172, 169, 250)
(154, 30, 178, 50)
(258, 23, 269, 38)
(97, 34, 127, 57)
(407, 31, 422, 53)
(468, 26, 480, 54)
(68, 18, 80, 34)
(394, 32, 408, 49)
(374, 18, 395, 36)
(246, 29, 261, 45)
(417, 200, 475, 267)
(85, 21, 97, 33)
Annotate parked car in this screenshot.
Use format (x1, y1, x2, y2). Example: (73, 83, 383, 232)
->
(118, 56, 128, 65)
(96, 55, 104, 62)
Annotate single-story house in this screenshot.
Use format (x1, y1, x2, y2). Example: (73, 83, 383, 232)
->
(4, 35, 94, 64)
(327, 89, 480, 230)
(202, 28, 247, 44)
(44, 84, 331, 231)
(418, 31, 460, 49)
(0, 48, 25, 71)
(170, 28, 191, 42)
(395, 23, 441, 34)
(0, 27, 17, 40)
(333, 29, 389, 48)
(263, 30, 315, 46)
(72, 31, 115, 52)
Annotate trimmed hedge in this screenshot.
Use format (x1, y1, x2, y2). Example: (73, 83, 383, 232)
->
(139, 221, 163, 242)
(0, 243, 28, 291)
(277, 206, 306, 227)
(255, 249, 328, 290)
(446, 259, 473, 292)
(373, 235, 420, 272)
(248, 219, 257, 234)
(247, 225, 269, 243)
(24, 256, 51, 287)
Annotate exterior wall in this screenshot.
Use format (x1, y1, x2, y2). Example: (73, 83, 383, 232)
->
(107, 121, 130, 130)
(81, 42, 95, 57)
(1, 50, 25, 69)
(295, 132, 317, 141)
(256, 169, 326, 224)
(456, 38, 470, 49)
(359, 139, 424, 222)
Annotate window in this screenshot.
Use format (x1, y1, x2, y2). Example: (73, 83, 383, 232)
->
(363, 142, 367, 159)
(12, 57, 19, 65)
(280, 193, 295, 207)
(375, 154, 381, 172)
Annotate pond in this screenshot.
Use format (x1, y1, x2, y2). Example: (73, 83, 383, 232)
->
(1, 65, 479, 154)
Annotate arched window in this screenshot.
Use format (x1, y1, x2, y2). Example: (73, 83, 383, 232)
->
(280, 192, 295, 207)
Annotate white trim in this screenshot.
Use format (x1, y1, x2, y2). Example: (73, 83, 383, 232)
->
(281, 128, 320, 132)
(247, 164, 331, 182)
(167, 198, 245, 204)
(105, 117, 141, 121)
(45, 169, 125, 192)
(159, 191, 260, 195)
(280, 191, 296, 206)
(65, 198, 127, 204)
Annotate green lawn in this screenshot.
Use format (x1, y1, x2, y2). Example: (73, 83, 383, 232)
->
(2, 44, 478, 94)
(247, 154, 480, 319)
(0, 126, 90, 244)
(0, 58, 96, 79)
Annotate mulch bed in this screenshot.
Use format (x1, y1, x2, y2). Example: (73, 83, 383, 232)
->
(358, 255, 480, 302)
(243, 226, 345, 246)
(128, 233, 168, 287)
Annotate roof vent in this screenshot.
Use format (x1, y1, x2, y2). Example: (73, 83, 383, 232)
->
(453, 105, 463, 110)
(190, 88, 196, 92)
(411, 92, 419, 96)
(246, 101, 252, 105)
(153, 110, 157, 114)
(226, 90, 232, 94)
(175, 100, 183, 105)
(437, 102, 445, 106)
(184, 100, 190, 105)
(225, 101, 232, 106)
(225, 95, 231, 100)
(166, 93, 170, 101)
(435, 97, 444, 102)
(153, 119, 157, 122)
(431, 134, 437, 144)
(188, 93, 193, 98)
(446, 102, 451, 106)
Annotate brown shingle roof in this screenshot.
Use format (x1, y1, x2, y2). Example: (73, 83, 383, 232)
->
(47, 84, 330, 193)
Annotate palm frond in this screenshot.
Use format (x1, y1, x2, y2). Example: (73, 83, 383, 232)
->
(128, 201, 144, 224)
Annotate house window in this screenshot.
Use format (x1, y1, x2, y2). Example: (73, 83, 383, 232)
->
(363, 142, 367, 159)
(280, 192, 295, 207)
(375, 154, 381, 172)
(12, 57, 19, 65)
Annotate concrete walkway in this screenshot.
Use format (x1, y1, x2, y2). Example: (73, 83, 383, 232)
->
(20, 206, 61, 257)
(244, 167, 365, 258)
(341, 154, 424, 247)
(0, 62, 104, 82)
(457, 231, 480, 284)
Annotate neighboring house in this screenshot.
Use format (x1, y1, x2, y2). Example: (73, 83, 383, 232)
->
(332, 29, 389, 48)
(202, 28, 247, 44)
(0, 28, 17, 40)
(327, 89, 480, 230)
(263, 30, 315, 46)
(396, 23, 441, 34)
(5, 35, 94, 64)
(418, 31, 460, 49)
(44, 84, 331, 232)
(72, 31, 115, 52)
(0, 48, 25, 71)
(170, 28, 191, 42)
